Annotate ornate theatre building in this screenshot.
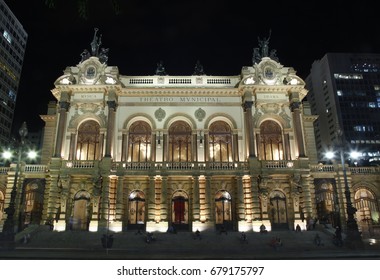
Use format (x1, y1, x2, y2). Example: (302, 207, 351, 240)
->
(1, 31, 379, 236)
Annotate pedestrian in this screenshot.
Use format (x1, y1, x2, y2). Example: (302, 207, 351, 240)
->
(220, 225, 227, 235)
(314, 233, 322, 246)
(260, 224, 268, 234)
(296, 224, 301, 232)
(241, 232, 248, 243)
(194, 229, 202, 240)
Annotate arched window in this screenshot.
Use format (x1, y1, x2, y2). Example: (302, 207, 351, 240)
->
(76, 120, 101, 160)
(315, 180, 336, 225)
(209, 121, 233, 162)
(128, 121, 152, 162)
(23, 182, 44, 228)
(259, 120, 284, 160)
(355, 188, 379, 223)
(168, 121, 192, 162)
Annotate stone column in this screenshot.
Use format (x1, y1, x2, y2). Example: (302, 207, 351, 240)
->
(250, 176, 261, 221)
(121, 133, 127, 161)
(68, 133, 76, 160)
(99, 176, 110, 230)
(54, 101, 70, 157)
(291, 101, 306, 157)
(104, 100, 117, 157)
(160, 176, 168, 221)
(192, 176, 200, 222)
(243, 101, 256, 157)
(236, 176, 245, 220)
(301, 175, 313, 220)
(283, 133, 291, 160)
(205, 176, 212, 222)
(148, 176, 156, 221)
(115, 177, 124, 223)
(233, 133, 239, 161)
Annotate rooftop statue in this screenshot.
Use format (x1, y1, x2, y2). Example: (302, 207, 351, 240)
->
(252, 30, 279, 64)
(193, 60, 206, 75)
(79, 28, 109, 64)
(90, 27, 102, 56)
(155, 61, 167, 75)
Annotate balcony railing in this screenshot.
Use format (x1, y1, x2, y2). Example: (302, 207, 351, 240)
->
(310, 164, 335, 172)
(24, 165, 48, 173)
(262, 160, 295, 169)
(64, 160, 97, 169)
(111, 161, 247, 172)
(349, 166, 380, 174)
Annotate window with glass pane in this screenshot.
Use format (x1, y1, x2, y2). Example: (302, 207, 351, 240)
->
(168, 121, 192, 162)
(209, 121, 233, 162)
(76, 120, 100, 160)
(259, 120, 284, 160)
(355, 188, 379, 224)
(128, 121, 152, 162)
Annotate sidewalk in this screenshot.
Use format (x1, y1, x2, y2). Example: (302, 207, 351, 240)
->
(1, 227, 379, 260)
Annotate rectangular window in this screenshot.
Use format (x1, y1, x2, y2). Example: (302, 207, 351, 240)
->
(2, 30, 11, 44)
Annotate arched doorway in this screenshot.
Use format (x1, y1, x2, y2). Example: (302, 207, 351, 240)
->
(354, 188, 379, 236)
(314, 179, 338, 227)
(71, 190, 90, 231)
(171, 191, 189, 230)
(269, 190, 288, 230)
(128, 190, 145, 230)
(215, 190, 233, 230)
(21, 181, 45, 229)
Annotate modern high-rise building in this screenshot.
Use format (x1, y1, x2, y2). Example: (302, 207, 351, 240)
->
(306, 53, 380, 166)
(0, 0, 27, 145)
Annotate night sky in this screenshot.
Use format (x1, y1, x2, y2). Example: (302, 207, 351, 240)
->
(4, 0, 380, 133)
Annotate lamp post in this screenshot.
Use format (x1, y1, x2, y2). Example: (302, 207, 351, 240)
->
(1, 122, 36, 245)
(327, 128, 362, 247)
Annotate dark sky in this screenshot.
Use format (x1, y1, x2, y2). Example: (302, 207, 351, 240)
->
(5, 0, 380, 133)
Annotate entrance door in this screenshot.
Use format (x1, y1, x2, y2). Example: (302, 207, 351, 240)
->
(171, 191, 189, 230)
(215, 190, 233, 230)
(128, 190, 145, 230)
(71, 190, 90, 231)
(269, 190, 288, 230)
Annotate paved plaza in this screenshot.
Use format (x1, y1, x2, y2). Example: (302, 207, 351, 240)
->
(1, 225, 379, 260)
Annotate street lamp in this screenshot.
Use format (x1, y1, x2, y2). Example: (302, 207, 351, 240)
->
(326, 128, 362, 247)
(1, 122, 37, 245)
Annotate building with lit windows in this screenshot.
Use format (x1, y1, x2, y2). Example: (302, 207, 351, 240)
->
(0, 0, 27, 145)
(1, 33, 379, 240)
(306, 53, 380, 235)
(306, 53, 380, 166)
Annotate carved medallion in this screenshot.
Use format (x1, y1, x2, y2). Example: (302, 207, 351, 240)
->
(155, 108, 166, 122)
(194, 108, 206, 122)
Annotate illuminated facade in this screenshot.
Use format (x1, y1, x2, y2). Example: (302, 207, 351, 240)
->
(0, 0, 27, 145)
(1, 34, 380, 237)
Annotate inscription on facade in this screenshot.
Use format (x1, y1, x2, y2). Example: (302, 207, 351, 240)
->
(139, 97, 222, 103)
(75, 93, 103, 100)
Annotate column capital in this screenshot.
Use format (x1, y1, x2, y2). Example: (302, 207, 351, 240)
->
(242, 101, 253, 112)
(107, 100, 117, 110)
(290, 101, 300, 112)
(59, 101, 70, 111)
